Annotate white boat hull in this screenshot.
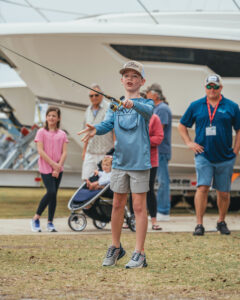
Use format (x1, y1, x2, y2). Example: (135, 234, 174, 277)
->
(0, 12, 239, 175)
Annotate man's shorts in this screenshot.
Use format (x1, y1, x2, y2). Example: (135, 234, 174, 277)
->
(195, 155, 236, 192)
(110, 169, 150, 194)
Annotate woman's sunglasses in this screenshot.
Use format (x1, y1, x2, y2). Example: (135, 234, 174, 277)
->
(206, 84, 220, 90)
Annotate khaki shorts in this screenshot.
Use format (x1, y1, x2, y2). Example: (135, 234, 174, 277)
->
(110, 169, 150, 194)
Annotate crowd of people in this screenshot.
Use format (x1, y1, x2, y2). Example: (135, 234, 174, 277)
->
(31, 60, 240, 269)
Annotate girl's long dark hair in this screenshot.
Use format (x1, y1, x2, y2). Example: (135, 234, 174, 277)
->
(44, 106, 61, 130)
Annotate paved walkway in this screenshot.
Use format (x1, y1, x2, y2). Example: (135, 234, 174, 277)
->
(0, 215, 239, 235)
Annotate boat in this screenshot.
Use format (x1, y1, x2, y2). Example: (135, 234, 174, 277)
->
(0, 63, 82, 173)
(0, 63, 36, 126)
(0, 8, 239, 189)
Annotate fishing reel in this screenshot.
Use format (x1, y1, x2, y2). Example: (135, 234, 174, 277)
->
(110, 102, 120, 112)
(106, 96, 123, 112)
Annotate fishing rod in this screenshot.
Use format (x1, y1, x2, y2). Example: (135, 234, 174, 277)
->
(0, 44, 122, 111)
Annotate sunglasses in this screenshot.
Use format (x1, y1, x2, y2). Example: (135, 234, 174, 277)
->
(206, 84, 220, 90)
(89, 94, 100, 98)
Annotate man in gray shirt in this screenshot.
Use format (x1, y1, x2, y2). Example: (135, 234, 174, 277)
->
(146, 84, 172, 221)
(82, 84, 114, 180)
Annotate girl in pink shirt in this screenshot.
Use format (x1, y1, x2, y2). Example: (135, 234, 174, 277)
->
(31, 106, 68, 232)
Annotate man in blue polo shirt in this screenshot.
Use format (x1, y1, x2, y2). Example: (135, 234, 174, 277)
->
(178, 74, 240, 236)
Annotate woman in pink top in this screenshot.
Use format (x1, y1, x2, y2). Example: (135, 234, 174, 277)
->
(31, 106, 68, 233)
(147, 114, 164, 230)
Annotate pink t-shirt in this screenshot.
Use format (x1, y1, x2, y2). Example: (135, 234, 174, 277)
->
(34, 128, 69, 174)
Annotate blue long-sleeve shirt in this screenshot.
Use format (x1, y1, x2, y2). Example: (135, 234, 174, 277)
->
(94, 98, 154, 170)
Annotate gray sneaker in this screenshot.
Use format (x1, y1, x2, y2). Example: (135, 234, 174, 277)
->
(125, 251, 148, 269)
(102, 244, 126, 267)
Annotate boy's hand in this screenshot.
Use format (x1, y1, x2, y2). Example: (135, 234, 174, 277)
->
(94, 170, 99, 176)
(122, 99, 134, 109)
(90, 182, 98, 190)
(77, 124, 96, 143)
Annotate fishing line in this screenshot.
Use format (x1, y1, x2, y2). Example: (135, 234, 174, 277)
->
(0, 44, 122, 111)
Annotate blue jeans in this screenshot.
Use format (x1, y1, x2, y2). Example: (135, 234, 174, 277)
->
(157, 153, 170, 215)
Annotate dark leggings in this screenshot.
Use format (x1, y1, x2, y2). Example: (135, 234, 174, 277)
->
(129, 167, 158, 218)
(147, 167, 158, 218)
(36, 172, 62, 221)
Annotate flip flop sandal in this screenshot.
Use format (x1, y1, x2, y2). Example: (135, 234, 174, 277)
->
(152, 224, 162, 231)
(122, 224, 129, 229)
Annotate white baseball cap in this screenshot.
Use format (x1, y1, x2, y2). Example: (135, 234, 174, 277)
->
(119, 61, 145, 78)
(205, 74, 223, 86)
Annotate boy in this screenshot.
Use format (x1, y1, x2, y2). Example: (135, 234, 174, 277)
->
(78, 61, 154, 268)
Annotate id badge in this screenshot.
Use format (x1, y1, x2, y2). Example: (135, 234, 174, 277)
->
(206, 126, 216, 136)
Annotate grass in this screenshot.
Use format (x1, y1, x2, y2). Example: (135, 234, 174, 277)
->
(1, 187, 239, 219)
(0, 187, 74, 218)
(1, 187, 240, 299)
(0, 233, 240, 299)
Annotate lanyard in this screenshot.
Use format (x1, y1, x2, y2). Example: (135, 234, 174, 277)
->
(206, 96, 222, 126)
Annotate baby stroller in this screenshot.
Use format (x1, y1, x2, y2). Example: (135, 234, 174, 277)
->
(67, 152, 136, 232)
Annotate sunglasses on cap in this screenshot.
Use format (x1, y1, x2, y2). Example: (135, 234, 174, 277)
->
(89, 94, 100, 98)
(206, 84, 220, 90)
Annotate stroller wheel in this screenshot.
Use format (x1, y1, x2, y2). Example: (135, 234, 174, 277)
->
(93, 220, 107, 230)
(127, 214, 136, 232)
(68, 213, 87, 231)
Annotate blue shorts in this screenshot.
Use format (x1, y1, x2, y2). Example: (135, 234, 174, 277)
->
(194, 155, 236, 192)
